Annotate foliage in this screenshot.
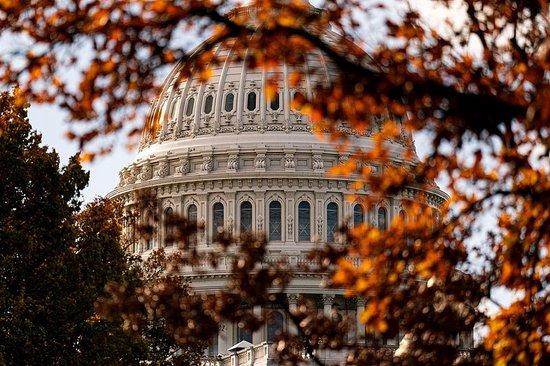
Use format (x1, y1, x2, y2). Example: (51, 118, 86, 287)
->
(1, 0, 549, 365)
(0, 91, 203, 365)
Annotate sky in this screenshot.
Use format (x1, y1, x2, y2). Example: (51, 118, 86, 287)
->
(29, 104, 134, 203)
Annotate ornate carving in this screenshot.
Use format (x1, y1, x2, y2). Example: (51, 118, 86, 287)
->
(322, 294, 336, 306)
(201, 155, 213, 172)
(338, 154, 350, 165)
(257, 215, 264, 232)
(138, 163, 153, 181)
(176, 158, 190, 174)
(254, 154, 266, 170)
(313, 155, 324, 171)
(287, 294, 299, 305)
(317, 216, 323, 237)
(227, 154, 239, 171)
(284, 153, 295, 169)
(287, 215, 294, 236)
(227, 216, 234, 234)
(156, 160, 170, 178)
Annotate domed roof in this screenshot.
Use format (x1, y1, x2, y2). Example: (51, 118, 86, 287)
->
(136, 4, 415, 164)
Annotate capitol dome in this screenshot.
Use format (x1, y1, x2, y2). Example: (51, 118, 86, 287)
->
(109, 6, 450, 363)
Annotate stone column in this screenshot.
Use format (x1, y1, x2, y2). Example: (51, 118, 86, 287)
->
(217, 320, 229, 354)
(287, 294, 299, 334)
(322, 294, 335, 317)
(252, 305, 264, 344)
(356, 298, 366, 343)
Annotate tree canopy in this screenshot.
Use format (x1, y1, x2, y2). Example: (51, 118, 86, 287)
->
(0, 91, 203, 365)
(0, 0, 548, 365)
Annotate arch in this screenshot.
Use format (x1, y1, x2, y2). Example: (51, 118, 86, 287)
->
(163, 206, 175, 247)
(378, 207, 388, 230)
(185, 96, 195, 116)
(246, 91, 257, 111)
(298, 201, 311, 242)
(267, 310, 284, 342)
(399, 209, 407, 222)
(240, 201, 253, 233)
(224, 92, 235, 112)
(203, 94, 214, 114)
(326, 202, 339, 242)
(212, 202, 224, 241)
(353, 204, 365, 227)
(268, 201, 282, 241)
(144, 210, 155, 251)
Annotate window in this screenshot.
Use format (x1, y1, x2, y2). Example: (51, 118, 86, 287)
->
(212, 202, 224, 241)
(145, 210, 155, 250)
(207, 333, 218, 356)
(269, 201, 282, 241)
(240, 201, 253, 233)
(187, 204, 197, 247)
(378, 207, 387, 230)
(203, 95, 213, 114)
(224, 92, 235, 112)
(399, 210, 406, 222)
(267, 311, 284, 342)
(237, 326, 252, 343)
(298, 201, 311, 241)
(269, 92, 280, 110)
(353, 204, 364, 227)
(246, 91, 257, 111)
(326, 202, 338, 242)
(185, 97, 195, 116)
(164, 207, 174, 246)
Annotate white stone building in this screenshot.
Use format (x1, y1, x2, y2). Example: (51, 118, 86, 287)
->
(108, 6, 459, 365)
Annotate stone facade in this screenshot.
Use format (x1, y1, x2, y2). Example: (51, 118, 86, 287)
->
(108, 26, 457, 362)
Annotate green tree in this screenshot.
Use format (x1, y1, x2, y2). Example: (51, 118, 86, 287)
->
(0, 91, 202, 365)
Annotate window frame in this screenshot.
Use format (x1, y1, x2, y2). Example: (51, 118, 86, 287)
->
(239, 201, 253, 234)
(297, 201, 311, 242)
(212, 202, 225, 242)
(185, 96, 195, 117)
(268, 200, 282, 242)
(326, 202, 339, 243)
(224, 92, 235, 113)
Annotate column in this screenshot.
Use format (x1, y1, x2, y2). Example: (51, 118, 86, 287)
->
(322, 294, 335, 317)
(252, 305, 264, 344)
(287, 294, 299, 334)
(217, 320, 230, 355)
(356, 298, 366, 343)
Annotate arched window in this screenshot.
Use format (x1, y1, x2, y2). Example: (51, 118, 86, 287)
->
(267, 311, 284, 342)
(378, 207, 387, 230)
(185, 97, 195, 116)
(224, 92, 235, 112)
(145, 210, 155, 250)
(353, 204, 364, 227)
(208, 333, 218, 356)
(298, 201, 311, 242)
(269, 92, 280, 110)
(240, 201, 253, 233)
(269, 201, 282, 241)
(326, 202, 338, 242)
(246, 91, 257, 111)
(164, 207, 174, 247)
(399, 210, 407, 222)
(212, 202, 224, 241)
(237, 326, 252, 343)
(187, 204, 197, 247)
(203, 95, 214, 114)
